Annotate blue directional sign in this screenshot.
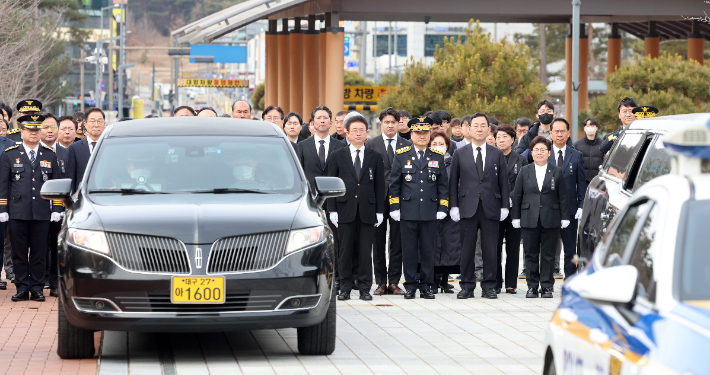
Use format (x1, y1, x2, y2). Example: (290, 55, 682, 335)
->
(100, 80, 105, 92)
(344, 35, 351, 56)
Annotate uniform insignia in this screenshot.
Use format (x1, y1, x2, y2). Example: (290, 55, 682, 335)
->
(405, 160, 412, 168)
(41, 144, 55, 152)
(15, 158, 19, 164)
(418, 117, 426, 122)
(8, 129, 20, 135)
(607, 134, 615, 141)
(42, 173, 48, 182)
(440, 199, 449, 207)
(395, 146, 411, 154)
(405, 174, 412, 182)
(389, 197, 399, 204)
(40, 160, 51, 168)
(429, 147, 444, 155)
(4, 144, 18, 152)
(30, 115, 39, 121)
(428, 160, 439, 168)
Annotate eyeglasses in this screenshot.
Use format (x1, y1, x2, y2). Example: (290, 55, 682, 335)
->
(532, 148, 549, 153)
(264, 116, 281, 121)
(551, 130, 567, 134)
(348, 129, 367, 134)
(620, 109, 634, 115)
(42, 125, 58, 130)
(86, 120, 105, 126)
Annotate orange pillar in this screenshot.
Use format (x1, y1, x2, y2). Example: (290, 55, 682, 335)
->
(579, 30, 588, 112)
(565, 33, 572, 122)
(688, 20, 704, 65)
(277, 19, 291, 113)
(645, 21, 659, 59)
(319, 29, 327, 107)
(324, 26, 344, 131)
(607, 24, 622, 75)
(303, 15, 320, 117)
(265, 20, 278, 108)
(289, 18, 304, 116)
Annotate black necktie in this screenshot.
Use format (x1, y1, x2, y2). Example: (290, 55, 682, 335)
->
(557, 150, 563, 167)
(318, 140, 326, 168)
(418, 150, 424, 169)
(475, 147, 483, 177)
(354, 149, 361, 179)
(386, 138, 394, 164)
(90, 142, 97, 154)
(29, 150, 36, 165)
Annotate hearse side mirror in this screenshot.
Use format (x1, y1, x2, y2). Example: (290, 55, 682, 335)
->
(40, 179, 73, 208)
(314, 177, 345, 207)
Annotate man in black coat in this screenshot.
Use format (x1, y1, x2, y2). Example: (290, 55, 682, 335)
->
(364, 107, 412, 296)
(388, 116, 449, 299)
(0, 115, 63, 302)
(600, 97, 638, 155)
(449, 113, 510, 299)
(66, 107, 106, 193)
(549, 119, 587, 279)
(574, 118, 604, 184)
(327, 112, 385, 301)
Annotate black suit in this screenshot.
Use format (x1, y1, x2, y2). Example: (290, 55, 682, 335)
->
(46, 143, 68, 289)
(327, 146, 385, 293)
(449, 143, 510, 289)
(364, 134, 411, 286)
(66, 137, 93, 193)
(497, 151, 527, 290)
(512, 163, 569, 289)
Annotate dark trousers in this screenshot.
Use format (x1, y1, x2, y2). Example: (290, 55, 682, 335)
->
(400, 220, 436, 291)
(337, 211, 374, 293)
(373, 205, 402, 285)
(4, 225, 12, 275)
(0, 222, 5, 277)
(496, 216, 521, 289)
(47, 221, 61, 289)
(9, 219, 50, 293)
(560, 216, 578, 279)
(459, 202, 500, 289)
(523, 219, 559, 289)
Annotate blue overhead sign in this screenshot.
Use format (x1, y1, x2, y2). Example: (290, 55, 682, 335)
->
(189, 45, 247, 64)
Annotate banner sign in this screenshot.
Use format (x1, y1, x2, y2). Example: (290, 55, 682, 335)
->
(178, 79, 249, 88)
(344, 86, 392, 102)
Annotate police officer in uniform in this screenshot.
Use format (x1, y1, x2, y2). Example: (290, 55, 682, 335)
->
(0, 114, 63, 302)
(6, 100, 43, 144)
(389, 116, 449, 299)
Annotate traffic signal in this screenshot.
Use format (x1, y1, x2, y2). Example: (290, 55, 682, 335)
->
(168, 90, 174, 103)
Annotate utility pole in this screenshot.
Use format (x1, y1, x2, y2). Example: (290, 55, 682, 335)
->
(151, 62, 156, 113)
(174, 35, 180, 109)
(571, 0, 581, 141)
(359, 21, 367, 78)
(118, 0, 127, 117)
(388, 21, 392, 73)
(80, 49, 85, 111)
(108, 11, 114, 114)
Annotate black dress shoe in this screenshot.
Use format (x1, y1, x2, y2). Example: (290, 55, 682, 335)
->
(335, 281, 340, 291)
(457, 288, 475, 299)
(11, 291, 29, 301)
(481, 288, 498, 299)
(506, 288, 517, 294)
(30, 291, 45, 302)
(419, 287, 435, 299)
(494, 288, 502, 294)
(337, 290, 351, 300)
(404, 289, 416, 299)
(440, 283, 455, 294)
(49, 288, 59, 297)
(0, 280, 6, 290)
(359, 290, 373, 301)
(526, 287, 539, 298)
(541, 287, 554, 298)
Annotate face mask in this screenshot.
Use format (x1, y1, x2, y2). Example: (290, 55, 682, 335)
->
(433, 145, 447, 154)
(233, 166, 254, 180)
(584, 126, 597, 136)
(130, 169, 151, 184)
(539, 113, 554, 125)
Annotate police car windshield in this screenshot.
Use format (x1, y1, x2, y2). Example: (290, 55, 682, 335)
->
(679, 200, 710, 302)
(86, 136, 301, 194)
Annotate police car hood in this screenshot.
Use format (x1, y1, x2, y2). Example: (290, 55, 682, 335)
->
(83, 194, 303, 244)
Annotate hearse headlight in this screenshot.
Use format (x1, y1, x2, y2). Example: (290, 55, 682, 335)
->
(67, 228, 110, 255)
(286, 226, 326, 254)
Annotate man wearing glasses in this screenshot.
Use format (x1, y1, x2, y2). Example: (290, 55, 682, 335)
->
(600, 97, 637, 155)
(67, 107, 106, 193)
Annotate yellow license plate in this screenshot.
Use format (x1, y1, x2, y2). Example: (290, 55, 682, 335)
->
(171, 276, 225, 304)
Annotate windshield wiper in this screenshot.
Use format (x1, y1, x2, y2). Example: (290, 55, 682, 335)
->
(190, 188, 271, 194)
(88, 189, 169, 195)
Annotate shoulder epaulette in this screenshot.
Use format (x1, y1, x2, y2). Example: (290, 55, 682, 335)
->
(41, 144, 55, 152)
(429, 147, 444, 155)
(7, 129, 19, 135)
(4, 144, 18, 152)
(395, 146, 411, 154)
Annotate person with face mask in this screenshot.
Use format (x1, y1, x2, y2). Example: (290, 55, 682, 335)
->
(573, 117, 604, 184)
(515, 100, 574, 163)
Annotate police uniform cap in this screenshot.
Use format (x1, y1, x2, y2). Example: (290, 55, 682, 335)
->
(16, 99, 42, 114)
(632, 105, 659, 119)
(407, 116, 434, 132)
(17, 114, 45, 130)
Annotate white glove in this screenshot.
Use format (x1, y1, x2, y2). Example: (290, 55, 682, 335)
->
(390, 210, 401, 222)
(450, 207, 460, 222)
(575, 208, 583, 220)
(0, 213, 7, 222)
(375, 213, 383, 227)
(509, 198, 513, 207)
(561, 220, 570, 229)
(512, 219, 521, 228)
(436, 212, 447, 220)
(51, 213, 61, 222)
(500, 208, 509, 221)
(329, 212, 338, 228)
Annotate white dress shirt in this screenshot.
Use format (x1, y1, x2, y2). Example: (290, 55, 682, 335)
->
(383, 133, 398, 150)
(87, 137, 99, 154)
(22, 143, 40, 160)
(349, 144, 365, 168)
(313, 133, 331, 160)
(535, 163, 547, 191)
(553, 144, 566, 165)
(472, 142, 487, 172)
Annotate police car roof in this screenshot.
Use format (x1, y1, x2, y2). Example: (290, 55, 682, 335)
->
(105, 117, 284, 138)
(627, 113, 710, 133)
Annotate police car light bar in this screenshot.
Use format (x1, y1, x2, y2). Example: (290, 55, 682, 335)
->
(662, 115, 710, 175)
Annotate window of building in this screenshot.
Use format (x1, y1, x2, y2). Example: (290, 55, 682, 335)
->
(374, 35, 407, 57)
(424, 34, 465, 56)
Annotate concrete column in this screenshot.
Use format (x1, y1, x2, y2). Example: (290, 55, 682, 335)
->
(265, 20, 279, 108)
(645, 21, 660, 59)
(688, 20, 704, 65)
(579, 26, 588, 112)
(277, 19, 291, 113)
(303, 15, 320, 117)
(325, 25, 344, 129)
(289, 18, 304, 116)
(607, 23, 622, 75)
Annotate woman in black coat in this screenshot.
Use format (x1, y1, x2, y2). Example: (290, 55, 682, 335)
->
(494, 125, 527, 294)
(512, 136, 569, 299)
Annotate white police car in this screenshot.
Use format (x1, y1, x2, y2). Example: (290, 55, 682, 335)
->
(543, 115, 710, 375)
